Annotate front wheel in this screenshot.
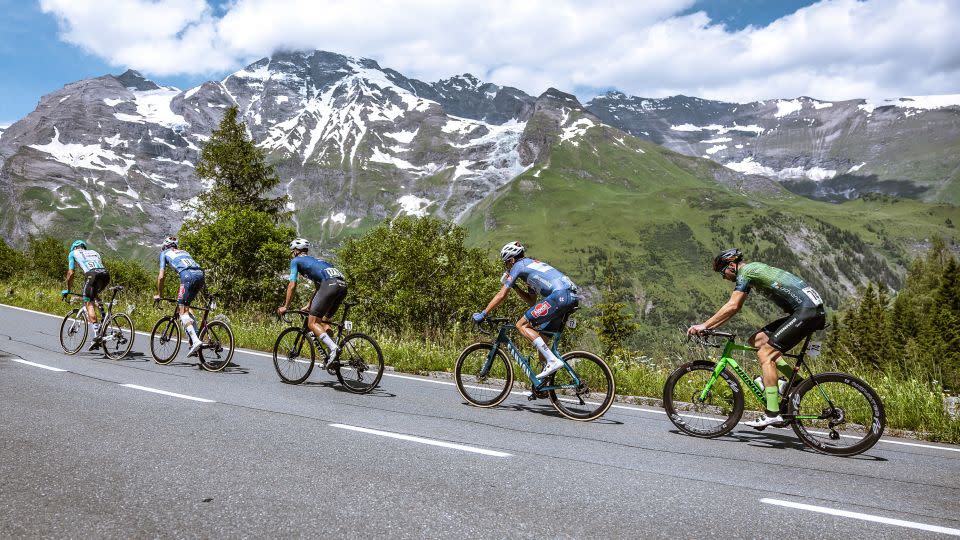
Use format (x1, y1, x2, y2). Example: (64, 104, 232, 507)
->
(454, 342, 514, 407)
(335, 333, 385, 394)
(198, 320, 235, 372)
(59, 309, 88, 355)
(273, 327, 315, 384)
(102, 313, 135, 359)
(663, 360, 745, 438)
(789, 372, 885, 456)
(150, 317, 181, 365)
(548, 351, 616, 421)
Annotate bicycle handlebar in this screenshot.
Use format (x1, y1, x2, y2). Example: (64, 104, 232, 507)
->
(277, 309, 309, 324)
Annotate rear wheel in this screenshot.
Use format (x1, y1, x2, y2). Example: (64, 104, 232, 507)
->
(335, 333, 384, 394)
(273, 327, 315, 384)
(198, 320, 234, 372)
(663, 360, 745, 438)
(789, 372, 885, 456)
(102, 313, 135, 360)
(548, 351, 615, 421)
(59, 309, 88, 355)
(150, 317, 181, 365)
(454, 342, 514, 407)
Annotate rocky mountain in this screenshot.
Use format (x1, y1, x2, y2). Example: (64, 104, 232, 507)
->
(586, 93, 960, 203)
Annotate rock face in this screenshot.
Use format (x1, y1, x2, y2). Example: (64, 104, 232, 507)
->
(586, 93, 960, 203)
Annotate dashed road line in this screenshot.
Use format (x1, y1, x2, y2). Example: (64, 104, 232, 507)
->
(120, 383, 216, 403)
(330, 423, 511, 457)
(10, 358, 68, 372)
(761, 498, 960, 536)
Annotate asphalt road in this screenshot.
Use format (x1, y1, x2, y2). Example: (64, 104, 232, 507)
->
(2, 303, 959, 538)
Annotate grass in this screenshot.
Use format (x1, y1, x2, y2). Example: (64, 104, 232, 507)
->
(3, 274, 958, 444)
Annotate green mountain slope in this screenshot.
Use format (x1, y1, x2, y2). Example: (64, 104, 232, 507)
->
(462, 123, 960, 340)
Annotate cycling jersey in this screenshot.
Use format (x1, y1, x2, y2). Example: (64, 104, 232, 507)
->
(159, 249, 202, 275)
(290, 256, 344, 284)
(503, 258, 577, 297)
(735, 262, 823, 313)
(68, 249, 105, 273)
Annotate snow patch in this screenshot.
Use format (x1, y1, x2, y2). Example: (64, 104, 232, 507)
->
(705, 145, 727, 155)
(724, 157, 836, 181)
(330, 212, 347, 224)
(671, 123, 764, 135)
(812, 101, 834, 110)
(397, 195, 432, 217)
(560, 118, 596, 143)
(275, 95, 289, 104)
(700, 137, 732, 143)
(383, 129, 418, 144)
(848, 162, 866, 173)
(774, 99, 803, 117)
(30, 127, 135, 176)
(103, 98, 124, 107)
(369, 147, 416, 169)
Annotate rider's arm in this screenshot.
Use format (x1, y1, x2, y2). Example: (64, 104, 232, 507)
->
(64, 252, 75, 292)
(282, 280, 297, 309)
(482, 286, 511, 315)
(155, 269, 165, 297)
(701, 291, 748, 329)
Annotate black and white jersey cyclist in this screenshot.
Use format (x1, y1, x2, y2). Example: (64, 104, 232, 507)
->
(62, 239, 110, 350)
(277, 238, 348, 365)
(473, 241, 579, 381)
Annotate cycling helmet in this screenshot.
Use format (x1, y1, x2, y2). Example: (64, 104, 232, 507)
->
(500, 241, 525, 262)
(290, 238, 310, 251)
(713, 248, 743, 273)
(70, 240, 87, 251)
(161, 236, 178, 250)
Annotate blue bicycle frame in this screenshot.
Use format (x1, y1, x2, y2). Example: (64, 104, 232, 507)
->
(481, 321, 582, 391)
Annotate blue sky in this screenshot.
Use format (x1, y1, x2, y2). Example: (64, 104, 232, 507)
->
(2, 0, 957, 125)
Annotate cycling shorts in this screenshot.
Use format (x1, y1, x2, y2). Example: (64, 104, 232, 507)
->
(82, 269, 110, 302)
(762, 305, 826, 352)
(524, 289, 579, 333)
(309, 279, 348, 319)
(177, 269, 205, 306)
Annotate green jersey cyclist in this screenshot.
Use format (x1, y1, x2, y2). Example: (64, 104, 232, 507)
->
(277, 238, 348, 366)
(688, 248, 826, 428)
(62, 240, 110, 351)
(473, 241, 580, 381)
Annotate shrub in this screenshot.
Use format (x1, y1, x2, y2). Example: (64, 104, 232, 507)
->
(0, 239, 24, 280)
(27, 235, 67, 281)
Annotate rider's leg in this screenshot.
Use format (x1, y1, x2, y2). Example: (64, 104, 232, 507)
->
(518, 317, 563, 378)
(85, 300, 99, 334)
(179, 305, 199, 344)
(753, 333, 783, 414)
(308, 315, 337, 355)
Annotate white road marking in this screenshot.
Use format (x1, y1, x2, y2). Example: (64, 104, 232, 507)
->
(10, 358, 68, 372)
(330, 423, 511, 457)
(760, 498, 960, 536)
(3, 303, 959, 454)
(120, 384, 215, 403)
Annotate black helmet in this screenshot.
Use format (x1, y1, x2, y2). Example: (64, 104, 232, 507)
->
(713, 248, 743, 272)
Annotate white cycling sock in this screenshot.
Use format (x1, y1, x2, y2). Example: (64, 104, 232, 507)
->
(532, 337, 561, 365)
(181, 314, 199, 343)
(320, 333, 337, 354)
(91, 322, 99, 336)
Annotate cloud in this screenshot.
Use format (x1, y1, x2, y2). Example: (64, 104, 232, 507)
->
(39, 0, 960, 101)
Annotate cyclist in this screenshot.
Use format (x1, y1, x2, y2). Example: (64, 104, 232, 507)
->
(277, 238, 347, 365)
(688, 248, 826, 428)
(153, 237, 204, 357)
(62, 240, 110, 350)
(473, 241, 579, 381)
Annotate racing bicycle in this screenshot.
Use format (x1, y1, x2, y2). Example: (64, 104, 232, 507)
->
(272, 300, 384, 393)
(59, 286, 135, 359)
(149, 295, 235, 372)
(455, 314, 615, 421)
(663, 329, 885, 456)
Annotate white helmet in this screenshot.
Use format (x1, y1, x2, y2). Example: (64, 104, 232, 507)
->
(161, 236, 178, 250)
(290, 238, 310, 251)
(500, 241, 525, 262)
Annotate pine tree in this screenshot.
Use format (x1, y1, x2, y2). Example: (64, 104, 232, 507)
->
(194, 106, 287, 218)
(590, 262, 639, 359)
(932, 257, 960, 391)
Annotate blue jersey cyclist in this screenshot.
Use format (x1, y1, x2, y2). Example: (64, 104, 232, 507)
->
(62, 239, 110, 350)
(474, 241, 579, 381)
(153, 236, 205, 357)
(278, 238, 347, 364)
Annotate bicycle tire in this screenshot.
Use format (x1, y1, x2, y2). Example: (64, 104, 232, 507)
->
(663, 360, 745, 438)
(273, 327, 315, 384)
(102, 313, 135, 360)
(59, 309, 88, 355)
(789, 372, 886, 457)
(454, 342, 514, 408)
(150, 317, 181, 364)
(335, 332, 384, 394)
(548, 351, 616, 421)
(198, 320, 234, 372)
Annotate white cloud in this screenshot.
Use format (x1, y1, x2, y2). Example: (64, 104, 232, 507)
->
(39, 0, 960, 101)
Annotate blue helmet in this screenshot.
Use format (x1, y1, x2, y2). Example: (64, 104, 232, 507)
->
(70, 240, 87, 251)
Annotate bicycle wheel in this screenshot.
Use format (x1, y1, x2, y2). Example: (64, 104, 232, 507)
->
(102, 313, 135, 360)
(335, 333, 384, 394)
(59, 309, 88, 355)
(150, 317, 181, 365)
(663, 360, 745, 437)
(198, 320, 234, 372)
(548, 351, 616, 421)
(454, 342, 514, 407)
(273, 327, 315, 384)
(789, 372, 886, 456)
